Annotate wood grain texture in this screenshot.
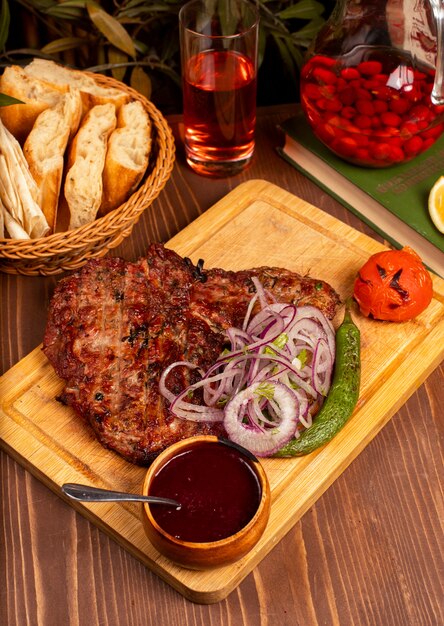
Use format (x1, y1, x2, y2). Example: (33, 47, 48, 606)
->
(3, 180, 442, 603)
(1, 106, 443, 624)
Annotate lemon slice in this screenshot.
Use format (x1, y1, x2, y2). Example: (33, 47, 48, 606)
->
(428, 175, 444, 233)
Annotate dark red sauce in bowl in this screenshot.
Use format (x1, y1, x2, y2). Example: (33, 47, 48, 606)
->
(141, 436, 271, 569)
(148, 440, 261, 542)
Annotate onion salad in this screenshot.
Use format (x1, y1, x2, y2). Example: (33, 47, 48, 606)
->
(159, 279, 336, 457)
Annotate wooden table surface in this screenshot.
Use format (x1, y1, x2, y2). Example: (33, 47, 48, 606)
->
(1, 104, 443, 626)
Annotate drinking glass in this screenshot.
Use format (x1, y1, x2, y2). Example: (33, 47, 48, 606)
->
(179, 0, 259, 176)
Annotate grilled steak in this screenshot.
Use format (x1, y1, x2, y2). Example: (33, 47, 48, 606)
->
(43, 243, 340, 465)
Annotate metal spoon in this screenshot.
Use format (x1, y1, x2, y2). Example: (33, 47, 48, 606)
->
(61, 483, 180, 507)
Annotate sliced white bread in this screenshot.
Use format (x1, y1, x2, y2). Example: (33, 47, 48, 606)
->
(99, 100, 152, 215)
(23, 87, 83, 233)
(0, 65, 66, 143)
(24, 58, 130, 115)
(64, 103, 117, 229)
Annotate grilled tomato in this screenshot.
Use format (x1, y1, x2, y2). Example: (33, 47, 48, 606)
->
(353, 247, 433, 321)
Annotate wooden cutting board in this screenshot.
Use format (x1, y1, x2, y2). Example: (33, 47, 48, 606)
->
(1, 180, 444, 604)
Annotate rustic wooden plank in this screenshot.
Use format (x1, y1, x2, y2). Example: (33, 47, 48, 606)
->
(1, 181, 443, 604)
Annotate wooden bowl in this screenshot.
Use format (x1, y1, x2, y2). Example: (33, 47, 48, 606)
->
(141, 436, 271, 570)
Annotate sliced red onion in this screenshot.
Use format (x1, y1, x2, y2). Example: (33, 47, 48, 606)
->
(247, 303, 296, 338)
(169, 403, 224, 422)
(311, 337, 334, 395)
(251, 276, 274, 312)
(170, 369, 235, 422)
(298, 389, 310, 417)
(224, 382, 299, 456)
(294, 306, 335, 356)
(242, 290, 259, 331)
(158, 360, 200, 403)
(159, 281, 336, 455)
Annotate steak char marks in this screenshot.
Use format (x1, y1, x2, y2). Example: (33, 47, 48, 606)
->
(43, 243, 341, 465)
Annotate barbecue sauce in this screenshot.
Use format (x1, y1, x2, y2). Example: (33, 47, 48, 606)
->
(148, 441, 261, 542)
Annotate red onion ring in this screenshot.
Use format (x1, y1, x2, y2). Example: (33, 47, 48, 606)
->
(224, 382, 299, 456)
(159, 281, 336, 455)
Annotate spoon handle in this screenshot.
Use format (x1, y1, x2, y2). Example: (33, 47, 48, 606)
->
(62, 483, 180, 507)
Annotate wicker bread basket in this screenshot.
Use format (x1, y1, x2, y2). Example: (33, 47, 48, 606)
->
(0, 72, 175, 276)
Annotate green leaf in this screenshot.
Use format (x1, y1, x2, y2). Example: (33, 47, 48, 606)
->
(87, 4, 136, 58)
(46, 5, 85, 19)
(258, 26, 267, 67)
(260, 21, 290, 38)
(216, 0, 241, 37)
(133, 38, 148, 56)
(108, 47, 128, 82)
(0, 93, 24, 106)
(130, 65, 151, 99)
(0, 0, 10, 50)
(264, 333, 288, 355)
(272, 33, 296, 72)
(255, 383, 276, 400)
(284, 37, 304, 68)
(120, 0, 147, 9)
(278, 0, 325, 21)
(271, 32, 304, 80)
(292, 16, 324, 42)
(160, 31, 179, 64)
(48, 0, 90, 7)
(22, 0, 55, 11)
(298, 348, 308, 368)
(119, 2, 173, 18)
(41, 36, 87, 54)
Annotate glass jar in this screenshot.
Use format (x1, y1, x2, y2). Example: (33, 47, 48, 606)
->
(300, 0, 444, 167)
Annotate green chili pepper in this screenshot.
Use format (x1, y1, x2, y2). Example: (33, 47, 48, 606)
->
(274, 300, 361, 457)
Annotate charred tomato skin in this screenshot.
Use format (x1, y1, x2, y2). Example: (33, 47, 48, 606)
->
(353, 247, 433, 321)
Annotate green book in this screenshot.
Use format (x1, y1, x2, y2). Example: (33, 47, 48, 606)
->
(278, 111, 444, 278)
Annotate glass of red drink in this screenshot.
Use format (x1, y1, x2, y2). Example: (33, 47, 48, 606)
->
(179, 0, 259, 177)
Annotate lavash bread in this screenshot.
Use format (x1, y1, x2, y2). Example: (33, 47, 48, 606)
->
(23, 88, 83, 233)
(24, 58, 130, 115)
(64, 103, 117, 230)
(99, 100, 152, 215)
(0, 119, 50, 239)
(0, 65, 66, 143)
